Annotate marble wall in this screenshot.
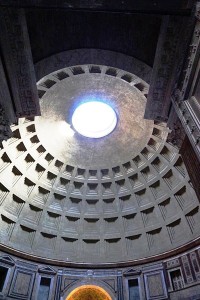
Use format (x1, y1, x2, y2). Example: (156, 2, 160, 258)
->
(0, 246, 200, 299)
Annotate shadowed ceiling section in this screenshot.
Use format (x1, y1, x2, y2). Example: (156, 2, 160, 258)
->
(26, 9, 161, 66)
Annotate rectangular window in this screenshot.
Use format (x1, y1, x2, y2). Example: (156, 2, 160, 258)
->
(0, 266, 8, 292)
(37, 277, 51, 300)
(170, 269, 184, 291)
(128, 278, 140, 300)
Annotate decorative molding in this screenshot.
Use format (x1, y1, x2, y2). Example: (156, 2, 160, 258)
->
(8, 267, 35, 300)
(195, 1, 200, 21)
(178, 5, 200, 100)
(16, 260, 37, 271)
(0, 8, 40, 118)
(167, 105, 186, 148)
(54, 275, 62, 300)
(172, 95, 200, 160)
(0, 105, 12, 143)
(145, 15, 194, 122)
(0, 56, 16, 124)
(169, 4, 200, 160)
(0, 255, 15, 266)
(181, 255, 194, 284)
(117, 276, 124, 300)
(123, 268, 141, 277)
(179, 134, 200, 201)
(190, 251, 200, 281)
(38, 266, 57, 275)
(144, 269, 168, 300)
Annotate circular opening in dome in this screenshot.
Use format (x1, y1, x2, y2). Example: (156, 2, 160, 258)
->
(72, 101, 117, 138)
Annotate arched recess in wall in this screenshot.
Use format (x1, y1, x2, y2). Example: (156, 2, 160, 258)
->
(62, 280, 116, 300)
(65, 285, 113, 300)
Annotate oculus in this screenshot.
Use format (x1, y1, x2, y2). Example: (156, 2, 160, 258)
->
(72, 101, 117, 138)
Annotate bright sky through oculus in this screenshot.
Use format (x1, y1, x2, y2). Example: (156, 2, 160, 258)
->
(72, 101, 117, 138)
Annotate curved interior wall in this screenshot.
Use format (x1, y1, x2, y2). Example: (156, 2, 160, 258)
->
(0, 245, 200, 300)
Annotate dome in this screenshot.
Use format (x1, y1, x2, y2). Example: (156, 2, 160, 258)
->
(0, 2, 199, 300)
(0, 64, 198, 265)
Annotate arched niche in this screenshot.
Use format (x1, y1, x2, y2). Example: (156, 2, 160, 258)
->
(65, 285, 112, 300)
(62, 280, 116, 300)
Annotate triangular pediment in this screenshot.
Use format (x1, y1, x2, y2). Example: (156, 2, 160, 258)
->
(123, 268, 141, 276)
(0, 255, 15, 266)
(38, 266, 57, 275)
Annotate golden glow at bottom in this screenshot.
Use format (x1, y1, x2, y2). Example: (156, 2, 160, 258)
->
(66, 285, 112, 300)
